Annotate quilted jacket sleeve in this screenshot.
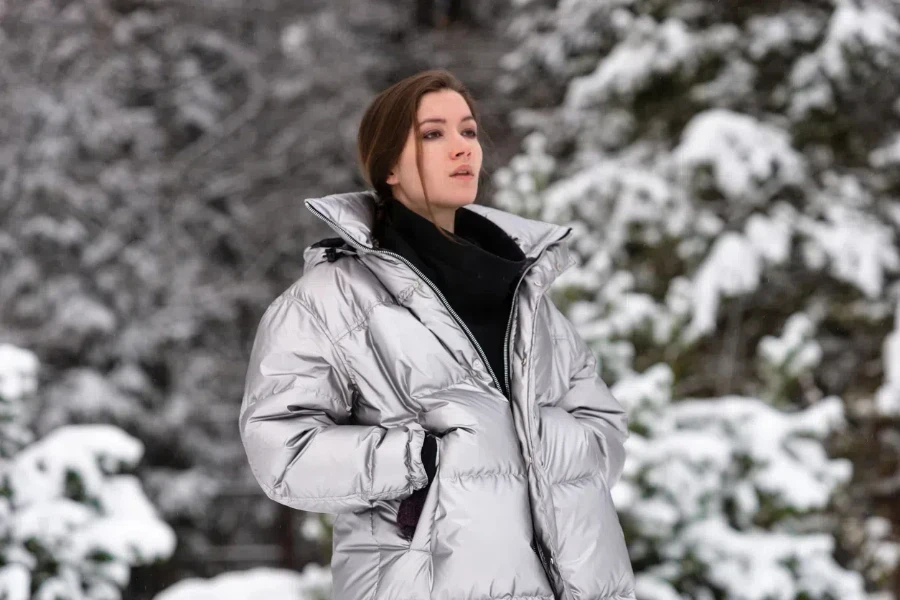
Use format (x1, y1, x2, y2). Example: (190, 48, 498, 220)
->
(239, 294, 428, 514)
(547, 301, 630, 489)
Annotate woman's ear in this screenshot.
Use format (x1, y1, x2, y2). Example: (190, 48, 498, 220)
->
(386, 170, 397, 185)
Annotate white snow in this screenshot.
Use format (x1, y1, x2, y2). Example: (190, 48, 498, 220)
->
(566, 18, 697, 107)
(676, 518, 866, 600)
(0, 344, 39, 401)
(54, 293, 118, 336)
(153, 565, 332, 600)
(493, 0, 899, 597)
(824, 1, 900, 72)
(746, 11, 821, 60)
(758, 313, 823, 378)
(543, 162, 688, 252)
(6, 425, 176, 596)
(0, 564, 30, 600)
(797, 204, 900, 298)
(674, 109, 806, 203)
(744, 205, 794, 265)
(10, 425, 144, 505)
(686, 232, 762, 339)
(875, 300, 900, 416)
(1, 348, 176, 600)
(870, 133, 900, 168)
(610, 364, 674, 431)
(789, 0, 900, 118)
(674, 396, 850, 510)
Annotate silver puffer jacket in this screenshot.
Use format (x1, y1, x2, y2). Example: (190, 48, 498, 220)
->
(240, 191, 636, 600)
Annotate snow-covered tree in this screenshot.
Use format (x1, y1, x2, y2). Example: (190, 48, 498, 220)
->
(493, 0, 900, 596)
(0, 344, 176, 600)
(0, 0, 416, 587)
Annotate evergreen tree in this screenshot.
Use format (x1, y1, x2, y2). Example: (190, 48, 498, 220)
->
(0, 344, 176, 599)
(0, 0, 408, 588)
(493, 0, 900, 596)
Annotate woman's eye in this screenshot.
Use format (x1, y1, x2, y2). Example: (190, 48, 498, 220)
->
(423, 129, 478, 139)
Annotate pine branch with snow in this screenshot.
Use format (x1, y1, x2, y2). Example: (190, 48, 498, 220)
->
(0, 345, 176, 600)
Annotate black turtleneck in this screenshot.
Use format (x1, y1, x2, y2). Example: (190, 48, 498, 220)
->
(378, 197, 530, 398)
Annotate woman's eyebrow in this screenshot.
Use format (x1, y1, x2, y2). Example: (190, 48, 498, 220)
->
(418, 116, 476, 126)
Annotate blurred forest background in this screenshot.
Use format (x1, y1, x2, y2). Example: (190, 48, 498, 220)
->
(1, 0, 899, 599)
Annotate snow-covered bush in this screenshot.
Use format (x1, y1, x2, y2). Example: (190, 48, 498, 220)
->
(153, 564, 331, 600)
(0, 344, 176, 600)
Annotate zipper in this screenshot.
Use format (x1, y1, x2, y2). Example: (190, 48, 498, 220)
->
(502, 231, 574, 397)
(307, 203, 506, 394)
(502, 261, 532, 397)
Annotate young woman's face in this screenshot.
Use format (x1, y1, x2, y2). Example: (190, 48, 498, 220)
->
(386, 89, 483, 227)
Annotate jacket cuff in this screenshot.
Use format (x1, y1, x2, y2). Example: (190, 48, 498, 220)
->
(405, 426, 429, 491)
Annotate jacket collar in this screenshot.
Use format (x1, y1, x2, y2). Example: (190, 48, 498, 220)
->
(303, 190, 576, 279)
(383, 194, 526, 265)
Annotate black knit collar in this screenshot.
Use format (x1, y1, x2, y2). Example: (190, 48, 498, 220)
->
(380, 197, 528, 310)
(384, 197, 525, 263)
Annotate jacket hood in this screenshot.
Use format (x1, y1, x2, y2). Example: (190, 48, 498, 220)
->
(302, 190, 576, 276)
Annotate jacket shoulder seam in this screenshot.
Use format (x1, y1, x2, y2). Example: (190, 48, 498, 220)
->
(277, 294, 335, 341)
(332, 297, 398, 344)
(279, 293, 358, 389)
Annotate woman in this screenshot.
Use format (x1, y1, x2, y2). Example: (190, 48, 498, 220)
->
(239, 69, 635, 600)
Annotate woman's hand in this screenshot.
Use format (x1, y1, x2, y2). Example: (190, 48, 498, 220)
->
(397, 433, 438, 539)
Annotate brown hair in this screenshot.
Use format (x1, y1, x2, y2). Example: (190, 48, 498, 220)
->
(356, 69, 489, 244)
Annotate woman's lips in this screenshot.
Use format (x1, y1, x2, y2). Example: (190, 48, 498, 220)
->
(450, 174, 475, 180)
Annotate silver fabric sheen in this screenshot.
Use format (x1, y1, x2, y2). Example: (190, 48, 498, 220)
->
(240, 191, 636, 600)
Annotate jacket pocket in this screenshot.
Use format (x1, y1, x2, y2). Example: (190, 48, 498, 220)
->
(407, 468, 440, 551)
(537, 405, 599, 485)
(397, 486, 428, 540)
(395, 433, 442, 549)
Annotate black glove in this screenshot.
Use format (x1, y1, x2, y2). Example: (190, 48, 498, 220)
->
(397, 433, 438, 540)
(422, 433, 438, 483)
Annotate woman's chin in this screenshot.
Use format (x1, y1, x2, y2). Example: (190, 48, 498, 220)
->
(445, 190, 479, 207)
(414, 186, 478, 210)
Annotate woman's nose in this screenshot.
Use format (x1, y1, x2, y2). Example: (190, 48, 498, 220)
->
(451, 132, 473, 156)
(452, 139, 472, 157)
